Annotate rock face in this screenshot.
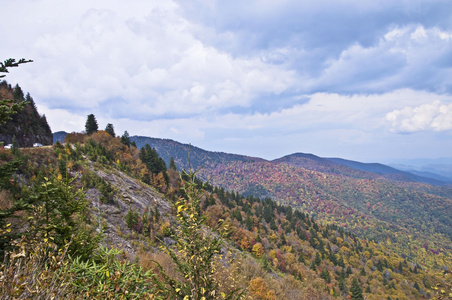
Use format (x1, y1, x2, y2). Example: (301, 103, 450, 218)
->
(0, 81, 53, 147)
(85, 164, 172, 255)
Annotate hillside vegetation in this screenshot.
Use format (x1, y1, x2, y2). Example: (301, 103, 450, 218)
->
(0, 131, 451, 299)
(129, 136, 452, 275)
(0, 81, 52, 147)
(1, 57, 451, 298)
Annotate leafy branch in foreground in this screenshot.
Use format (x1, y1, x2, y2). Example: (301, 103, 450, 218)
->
(0, 58, 33, 78)
(152, 159, 243, 300)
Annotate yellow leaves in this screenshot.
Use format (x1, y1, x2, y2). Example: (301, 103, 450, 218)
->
(281, 245, 292, 253)
(57, 173, 63, 181)
(252, 242, 264, 258)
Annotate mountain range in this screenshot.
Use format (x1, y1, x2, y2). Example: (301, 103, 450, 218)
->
(129, 135, 452, 186)
(8, 130, 452, 299)
(51, 132, 452, 271)
(128, 135, 452, 270)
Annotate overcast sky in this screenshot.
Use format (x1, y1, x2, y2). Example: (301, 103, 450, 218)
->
(2, 0, 452, 162)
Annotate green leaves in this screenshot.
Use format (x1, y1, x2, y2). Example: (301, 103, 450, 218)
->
(0, 58, 32, 78)
(67, 246, 158, 299)
(152, 162, 241, 300)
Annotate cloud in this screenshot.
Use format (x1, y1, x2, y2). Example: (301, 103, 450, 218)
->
(310, 25, 452, 93)
(177, 1, 452, 94)
(3, 0, 296, 120)
(386, 100, 452, 133)
(3, 0, 452, 162)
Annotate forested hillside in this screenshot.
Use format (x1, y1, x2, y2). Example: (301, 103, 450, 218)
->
(129, 137, 452, 277)
(1, 131, 451, 299)
(0, 81, 52, 147)
(198, 161, 452, 271)
(1, 59, 451, 299)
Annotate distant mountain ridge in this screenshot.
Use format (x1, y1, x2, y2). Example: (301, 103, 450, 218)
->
(53, 133, 450, 186)
(326, 157, 450, 185)
(53, 131, 68, 143)
(130, 135, 264, 171)
(132, 136, 450, 186)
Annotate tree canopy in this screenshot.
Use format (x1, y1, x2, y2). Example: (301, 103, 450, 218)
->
(85, 114, 98, 135)
(105, 123, 115, 137)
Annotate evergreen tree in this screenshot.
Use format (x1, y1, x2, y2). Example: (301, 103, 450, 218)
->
(169, 156, 177, 170)
(0, 58, 32, 253)
(338, 276, 347, 294)
(0, 58, 32, 78)
(31, 175, 101, 260)
(314, 251, 322, 266)
(13, 84, 24, 101)
(320, 268, 331, 283)
(25, 92, 37, 110)
(11, 135, 20, 157)
(120, 130, 131, 146)
(105, 123, 115, 137)
(139, 144, 167, 175)
(40, 114, 52, 135)
(85, 114, 98, 135)
(350, 277, 363, 300)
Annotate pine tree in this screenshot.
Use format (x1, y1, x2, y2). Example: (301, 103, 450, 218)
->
(139, 144, 167, 175)
(0, 58, 32, 78)
(0, 58, 31, 253)
(105, 123, 115, 137)
(25, 92, 37, 110)
(120, 130, 131, 146)
(320, 268, 331, 283)
(85, 114, 98, 135)
(315, 251, 322, 266)
(13, 84, 24, 101)
(350, 277, 363, 300)
(169, 156, 177, 170)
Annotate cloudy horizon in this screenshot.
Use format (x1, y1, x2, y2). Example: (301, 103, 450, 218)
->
(2, 0, 452, 163)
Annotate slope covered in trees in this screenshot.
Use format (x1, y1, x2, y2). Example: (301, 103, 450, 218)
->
(128, 137, 452, 276)
(0, 81, 52, 147)
(197, 160, 452, 271)
(2, 132, 451, 299)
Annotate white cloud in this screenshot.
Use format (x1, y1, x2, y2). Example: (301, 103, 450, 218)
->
(3, 0, 452, 162)
(386, 100, 452, 133)
(3, 0, 296, 119)
(312, 25, 452, 93)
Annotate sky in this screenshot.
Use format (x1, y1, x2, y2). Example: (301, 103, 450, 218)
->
(2, 0, 452, 163)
